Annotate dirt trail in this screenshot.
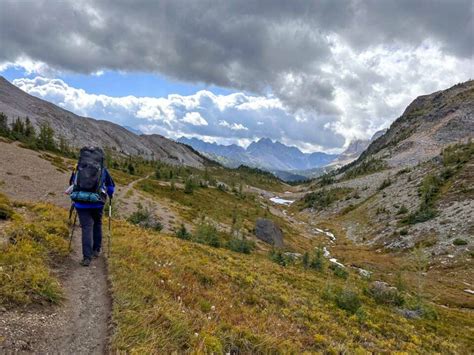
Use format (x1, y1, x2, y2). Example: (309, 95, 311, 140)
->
(115, 174, 188, 233)
(0, 142, 111, 353)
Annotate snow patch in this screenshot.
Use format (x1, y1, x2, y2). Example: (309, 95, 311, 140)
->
(269, 197, 294, 205)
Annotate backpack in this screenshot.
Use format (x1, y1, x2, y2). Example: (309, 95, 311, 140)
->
(70, 147, 106, 203)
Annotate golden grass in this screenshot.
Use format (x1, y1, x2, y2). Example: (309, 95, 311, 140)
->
(0, 196, 69, 306)
(108, 220, 473, 353)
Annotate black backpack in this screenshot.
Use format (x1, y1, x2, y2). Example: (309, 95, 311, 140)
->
(70, 147, 106, 203)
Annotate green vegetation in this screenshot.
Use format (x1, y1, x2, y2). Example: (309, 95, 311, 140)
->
(402, 141, 473, 225)
(0, 112, 75, 157)
(0, 196, 69, 306)
(301, 187, 353, 210)
(0, 193, 14, 220)
(127, 204, 163, 232)
(344, 158, 387, 179)
(452, 238, 467, 246)
(378, 178, 392, 190)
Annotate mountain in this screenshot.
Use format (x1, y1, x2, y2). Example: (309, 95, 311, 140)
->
(178, 136, 338, 172)
(123, 125, 143, 135)
(349, 81, 474, 169)
(326, 129, 387, 169)
(304, 80, 473, 261)
(0, 76, 205, 168)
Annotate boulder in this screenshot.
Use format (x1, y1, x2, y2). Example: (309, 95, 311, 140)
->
(255, 218, 284, 247)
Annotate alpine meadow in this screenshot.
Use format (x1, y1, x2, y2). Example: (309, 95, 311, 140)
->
(0, 1, 473, 353)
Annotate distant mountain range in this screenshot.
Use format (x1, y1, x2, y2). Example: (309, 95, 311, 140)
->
(177, 137, 338, 173)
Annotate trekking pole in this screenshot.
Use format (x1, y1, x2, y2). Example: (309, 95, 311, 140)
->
(108, 198, 112, 257)
(68, 208, 77, 252)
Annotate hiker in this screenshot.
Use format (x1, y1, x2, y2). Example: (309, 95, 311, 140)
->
(68, 147, 115, 266)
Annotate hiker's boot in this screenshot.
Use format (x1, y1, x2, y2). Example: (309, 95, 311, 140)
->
(92, 250, 101, 258)
(80, 258, 91, 267)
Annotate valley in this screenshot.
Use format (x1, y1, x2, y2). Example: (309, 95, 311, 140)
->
(0, 79, 473, 353)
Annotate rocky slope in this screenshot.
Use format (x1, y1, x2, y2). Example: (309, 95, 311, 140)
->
(0, 76, 205, 168)
(327, 129, 387, 169)
(299, 81, 474, 262)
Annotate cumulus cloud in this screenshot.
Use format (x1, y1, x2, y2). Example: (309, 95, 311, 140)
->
(2, 1, 473, 150)
(182, 112, 208, 126)
(13, 76, 345, 151)
(218, 120, 248, 131)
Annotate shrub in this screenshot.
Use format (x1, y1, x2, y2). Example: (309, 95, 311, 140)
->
(175, 224, 192, 240)
(269, 250, 289, 266)
(378, 178, 392, 190)
(453, 238, 468, 246)
(0, 193, 13, 220)
(226, 238, 255, 254)
(344, 158, 387, 179)
(399, 229, 408, 236)
(397, 205, 408, 215)
(332, 265, 348, 279)
(195, 221, 220, 247)
(309, 247, 325, 272)
(127, 206, 163, 231)
(366, 282, 404, 306)
(302, 187, 352, 210)
(184, 178, 194, 194)
(335, 289, 362, 314)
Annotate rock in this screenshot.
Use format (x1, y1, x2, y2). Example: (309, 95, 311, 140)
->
(255, 218, 284, 247)
(397, 308, 422, 319)
(284, 252, 302, 259)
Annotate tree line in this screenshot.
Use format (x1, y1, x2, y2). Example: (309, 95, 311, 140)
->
(0, 112, 75, 157)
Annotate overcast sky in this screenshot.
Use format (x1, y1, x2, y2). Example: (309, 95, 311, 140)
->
(1, 0, 472, 152)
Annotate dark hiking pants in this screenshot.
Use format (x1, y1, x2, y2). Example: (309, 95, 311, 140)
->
(77, 208, 104, 260)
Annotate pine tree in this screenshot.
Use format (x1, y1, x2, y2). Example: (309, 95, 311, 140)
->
(24, 117, 35, 139)
(0, 112, 9, 137)
(184, 177, 194, 194)
(37, 122, 56, 151)
(11, 117, 25, 140)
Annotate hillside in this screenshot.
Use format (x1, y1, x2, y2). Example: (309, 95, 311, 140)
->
(0, 76, 205, 168)
(1, 141, 473, 353)
(291, 81, 473, 306)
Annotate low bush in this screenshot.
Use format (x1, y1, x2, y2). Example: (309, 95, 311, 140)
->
(332, 265, 349, 279)
(366, 282, 404, 306)
(127, 205, 163, 231)
(302, 187, 352, 210)
(378, 178, 392, 191)
(335, 289, 362, 314)
(175, 224, 192, 240)
(344, 158, 387, 179)
(453, 238, 468, 246)
(195, 221, 220, 248)
(226, 238, 255, 254)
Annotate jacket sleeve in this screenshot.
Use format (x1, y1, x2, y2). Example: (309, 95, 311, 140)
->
(69, 170, 75, 186)
(104, 168, 115, 197)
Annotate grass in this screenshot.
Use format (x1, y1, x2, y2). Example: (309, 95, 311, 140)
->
(135, 178, 299, 246)
(0, 195, 69, 306)
(107, 219, 473, 353)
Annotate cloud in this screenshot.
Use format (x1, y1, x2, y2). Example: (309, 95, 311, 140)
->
(182, 112, 208, 126)
(3, 1, 472, 151)
(218, 120, 248, 131)
(13, 76, 346, 151)
(0, 0, 471, 115)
